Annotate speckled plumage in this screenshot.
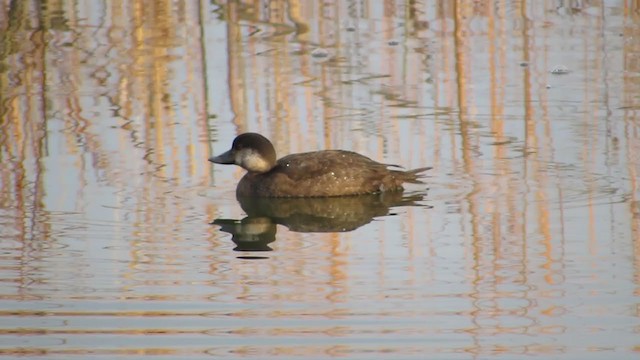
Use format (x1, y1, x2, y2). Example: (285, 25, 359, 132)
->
(210, 133, 430, 198)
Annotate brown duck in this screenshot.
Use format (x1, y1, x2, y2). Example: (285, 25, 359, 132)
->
(209, 133, 431, 197)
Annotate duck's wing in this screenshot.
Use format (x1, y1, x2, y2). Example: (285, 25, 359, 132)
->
(274, 150, 388, 182)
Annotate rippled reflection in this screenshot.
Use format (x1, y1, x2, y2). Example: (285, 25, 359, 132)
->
(0, 0, 639, 359)
(214, 192, 430, 252)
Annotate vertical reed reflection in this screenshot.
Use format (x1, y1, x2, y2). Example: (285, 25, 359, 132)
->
(622, 1, 640, 299)
(0, 0, 211, 298)
(0, 0, 49, 272)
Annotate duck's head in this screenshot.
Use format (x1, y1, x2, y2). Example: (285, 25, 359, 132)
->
(209, 133, 277, 173)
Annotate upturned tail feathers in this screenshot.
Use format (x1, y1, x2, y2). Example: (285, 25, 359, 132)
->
(397, 166, 432, 184)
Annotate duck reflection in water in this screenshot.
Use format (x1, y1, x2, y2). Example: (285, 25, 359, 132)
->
(213, 191, 430, 252)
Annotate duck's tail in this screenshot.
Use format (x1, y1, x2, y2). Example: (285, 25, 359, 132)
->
(395, 166, 432, 184)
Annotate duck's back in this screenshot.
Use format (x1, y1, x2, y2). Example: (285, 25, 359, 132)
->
(236, 150, 427, 197)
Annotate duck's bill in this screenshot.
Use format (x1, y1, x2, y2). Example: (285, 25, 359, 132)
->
(209, 150, 235, 164)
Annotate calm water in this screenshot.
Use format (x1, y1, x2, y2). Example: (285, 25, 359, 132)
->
(1, 1, 639, 359)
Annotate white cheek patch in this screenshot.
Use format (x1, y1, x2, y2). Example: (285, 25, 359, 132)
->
(238, 150, 271, 173)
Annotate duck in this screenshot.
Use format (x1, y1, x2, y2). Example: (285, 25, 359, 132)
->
(209, 132, 431, 197)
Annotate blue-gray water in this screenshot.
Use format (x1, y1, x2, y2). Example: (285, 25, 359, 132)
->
(1, 1, 639, 359)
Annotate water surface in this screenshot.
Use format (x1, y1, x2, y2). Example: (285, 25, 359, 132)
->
(0, 1, 639, 359)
